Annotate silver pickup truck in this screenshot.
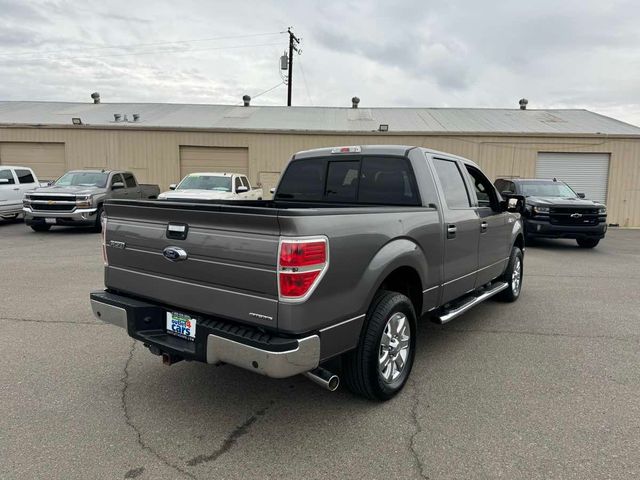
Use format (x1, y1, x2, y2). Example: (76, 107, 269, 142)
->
(90, 146, 525, 400)
(24, 170, 159, 232)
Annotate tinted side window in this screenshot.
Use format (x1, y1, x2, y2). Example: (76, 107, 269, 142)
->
(111, 174, 124, 187)
(234, 177, 243, 191)
(16, 169, 35, 184)
(276, 159, 326, 201)
(433, 159, 470, 208)
(325, 161, 359, 201)
(0, 169, 16, 185)
(465, 165, 497, 208)
(494, 179, 506, 192)
(359, 157, 419, 205)
(506, 181, 516, 193)
(240, 176, 250, 188)
(123, 173, 137, 188)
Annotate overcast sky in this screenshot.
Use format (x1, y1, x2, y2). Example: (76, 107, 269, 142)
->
(1, 0, 639, 125)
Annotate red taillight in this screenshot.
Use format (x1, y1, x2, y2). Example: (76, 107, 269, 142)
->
(278, 237, 328, 301)
(279, 241, 326, 267)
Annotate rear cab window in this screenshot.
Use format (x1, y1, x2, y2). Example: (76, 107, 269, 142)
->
(275, 156, 421, 205)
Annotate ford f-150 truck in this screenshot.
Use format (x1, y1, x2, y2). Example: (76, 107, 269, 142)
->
(90, 146, 525, 400)
(23, 170, 160, 232)
(494, 177, 607, 248)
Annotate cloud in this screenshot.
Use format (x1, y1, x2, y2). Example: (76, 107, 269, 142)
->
(0, 0, 639, 126)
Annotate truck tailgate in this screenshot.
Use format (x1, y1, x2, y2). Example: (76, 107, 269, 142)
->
(103, 200, 280, 329)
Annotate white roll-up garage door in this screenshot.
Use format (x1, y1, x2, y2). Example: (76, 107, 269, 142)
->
(0, 143, 66, 182)
(536, 153, 610, 204)
(179, 146, 249, 179)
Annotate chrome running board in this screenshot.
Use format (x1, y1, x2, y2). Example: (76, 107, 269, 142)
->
(436, 281, 509, 324)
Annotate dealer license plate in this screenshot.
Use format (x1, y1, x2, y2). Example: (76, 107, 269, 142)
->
(45, 218, 57, 224)
(166, 311, 196, 341)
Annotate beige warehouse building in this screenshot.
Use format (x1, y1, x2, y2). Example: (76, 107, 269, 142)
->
(1, 99, 639, 226)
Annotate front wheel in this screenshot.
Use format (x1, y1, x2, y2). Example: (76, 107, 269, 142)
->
(497, 246, 523, 302)
(93, 206, 104, 233)
(342, 290, 417, 401)
(577, 238, 600, 248)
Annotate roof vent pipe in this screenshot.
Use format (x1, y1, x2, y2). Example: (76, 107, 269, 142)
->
(352, 96, 360, 108)
(519, 98, 528, 110)
(132, 113, 140, 122)
(114, 114, 121, 122)
(243, 95, 251, 107)
(91, 92, 100, 104)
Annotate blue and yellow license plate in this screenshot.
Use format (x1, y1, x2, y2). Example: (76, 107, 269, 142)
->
(166, 311, 196, 341)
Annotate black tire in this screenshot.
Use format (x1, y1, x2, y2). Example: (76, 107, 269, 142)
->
(496, 246, 523, 302)
(93, 206, 104, 233)
(342, 290, 417, 401)
(2, 213, 20, 221)
(576, 238, 600, 248)
(30, 224, 51, 232)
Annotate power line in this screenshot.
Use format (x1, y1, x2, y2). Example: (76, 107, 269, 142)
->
(298, 57, 313, 106)
(0, 31, 284, 57)
(252, 81, 285, 99)
(0, 41, 282, 63)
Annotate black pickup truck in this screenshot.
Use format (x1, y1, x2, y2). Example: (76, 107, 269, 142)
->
(91, 146, 526, 400)
(494, 178, 607, 248)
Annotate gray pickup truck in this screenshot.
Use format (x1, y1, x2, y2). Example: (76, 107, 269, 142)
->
(23, 170, 159, 232)
(90, 146, 525, 400)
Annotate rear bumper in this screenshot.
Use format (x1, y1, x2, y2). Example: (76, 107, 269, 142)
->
(90, 290, 320, 378)
(524, 218, 607, 239)
(23, 206, 98, 226)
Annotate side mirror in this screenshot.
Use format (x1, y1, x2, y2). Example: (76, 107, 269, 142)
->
(270, 187, 276, 194)
(577, 192, 586, 199)
(502, 193, 526, 214)
(169, 184, 177, 190)
(112, 181, 125, 190)
(236, 186, 249, 193)
(0, 178, 9, 184)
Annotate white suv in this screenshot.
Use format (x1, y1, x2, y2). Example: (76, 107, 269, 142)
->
(0, 166, 40, 220)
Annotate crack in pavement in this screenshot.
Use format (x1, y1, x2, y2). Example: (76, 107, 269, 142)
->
(186, 400, 275, 467)
(120, 341, 197, 480)
(409, 380, 430, 480)
(0, 316, 105, 326)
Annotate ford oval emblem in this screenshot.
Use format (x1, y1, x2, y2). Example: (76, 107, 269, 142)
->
(163, 246, 188, 261)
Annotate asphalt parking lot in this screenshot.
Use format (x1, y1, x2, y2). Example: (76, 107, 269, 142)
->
(1, 219, 639, 480)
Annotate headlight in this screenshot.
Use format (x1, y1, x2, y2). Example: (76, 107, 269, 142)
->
(598, 207, 607, 215)
(76, 195, 93, 208)
(533, 206, 550, 214)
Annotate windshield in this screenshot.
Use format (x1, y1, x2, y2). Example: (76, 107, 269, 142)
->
(55, 172, 108, 188)
(520, 181, 577, 198)
(177, 175, 232, 192)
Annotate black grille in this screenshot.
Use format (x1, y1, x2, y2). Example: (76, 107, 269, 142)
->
(549, 208, 599, 226)
(30, 195, 76, 202)
(31, 203, 75, 212)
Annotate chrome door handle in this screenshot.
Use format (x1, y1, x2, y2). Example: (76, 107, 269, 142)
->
(13, 188, 20, 191)
(481, 221, 488, 232)
(447, 224, 457, 239)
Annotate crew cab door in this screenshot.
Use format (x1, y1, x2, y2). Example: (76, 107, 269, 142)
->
(14, 169, 38, 198)
(0, 168, 21, 209)
(464, 165, 511, 286)
(431, 157, 479, 303)
(122, 172, 141, 198)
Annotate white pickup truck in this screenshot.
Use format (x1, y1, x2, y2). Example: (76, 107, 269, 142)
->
(0, 166, 40, 220)
(158, 172, 263, 201)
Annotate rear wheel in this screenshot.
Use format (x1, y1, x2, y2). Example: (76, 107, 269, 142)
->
(497, 246, 523, 302)
(30, 224, 51, 232)
(343, 290, 417, 401)
(576, 238, 600, 248)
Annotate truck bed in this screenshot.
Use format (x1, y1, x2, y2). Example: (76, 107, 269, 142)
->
(103, 198, 439, 333)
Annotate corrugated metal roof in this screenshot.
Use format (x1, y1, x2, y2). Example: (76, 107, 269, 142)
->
(0, 101, 639, 135)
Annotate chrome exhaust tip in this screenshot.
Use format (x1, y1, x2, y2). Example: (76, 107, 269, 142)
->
(304, 367, 340, 391)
